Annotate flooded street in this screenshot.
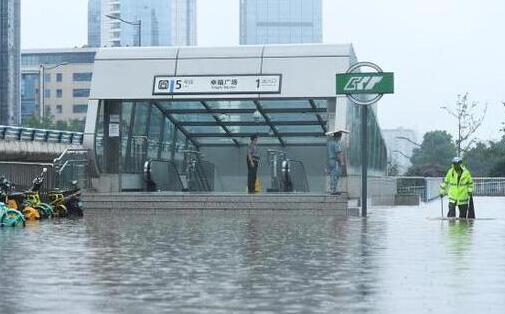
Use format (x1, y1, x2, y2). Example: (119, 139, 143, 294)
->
(1, 197, 504, 313)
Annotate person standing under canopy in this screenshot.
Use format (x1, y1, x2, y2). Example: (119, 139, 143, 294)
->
(326, 129, 348, 195)
(440, 157, 474, 218)
(247, 134, 260, 193)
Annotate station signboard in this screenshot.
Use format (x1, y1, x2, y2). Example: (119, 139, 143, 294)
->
(153, 74, 282, 95)
(336, 72, 394, 95)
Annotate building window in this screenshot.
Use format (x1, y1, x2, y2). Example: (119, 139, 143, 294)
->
(56, 89, 63, 98)
(44, 73, 51, 82)
(44, 89, 51, 98)
(73, 89, 90, 97)
(56, 73, 63, 82)
(73, 73, 93, 82)
(56, 105, 63, 114)
(73, 104, 88, 113)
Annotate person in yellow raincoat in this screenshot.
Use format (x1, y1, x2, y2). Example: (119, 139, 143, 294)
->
(440, 157, 474, 218)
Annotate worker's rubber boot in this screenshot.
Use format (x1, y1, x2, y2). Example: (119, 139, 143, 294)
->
(447, 203, 456, 217)
(459, 204, 468, 219)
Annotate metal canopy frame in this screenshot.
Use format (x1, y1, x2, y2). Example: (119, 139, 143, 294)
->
(154, 102, 200, 148)
(155, 99, 330, 147)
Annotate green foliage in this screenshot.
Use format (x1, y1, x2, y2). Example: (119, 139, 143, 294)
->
(387, 161, 400, 176)
(502, 102, 505, 133)
(490, 158, 505, 176)
(464, 136, 505, 177)
(22, 115, 85, 132)
(407, 131, 457, 177)
(407, 129, 505, 177)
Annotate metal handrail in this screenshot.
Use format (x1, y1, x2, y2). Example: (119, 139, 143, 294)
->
(288, 159, 310, 192)
(53, 148, 88, 165)
(56, 159, 88, 175)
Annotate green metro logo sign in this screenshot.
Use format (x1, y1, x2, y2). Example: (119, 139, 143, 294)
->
(336, 72, 394, 95)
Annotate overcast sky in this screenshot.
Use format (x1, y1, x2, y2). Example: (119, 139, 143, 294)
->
(21, 0, 505, 142)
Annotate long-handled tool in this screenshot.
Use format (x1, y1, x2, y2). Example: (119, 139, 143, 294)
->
(467, 195, 476, 219)
(440, 196, 444, 218)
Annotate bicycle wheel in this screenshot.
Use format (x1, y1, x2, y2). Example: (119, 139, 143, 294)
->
(35, 205, 51, 219)
(54, 205, 68, 218)
(1, 209, 25, 227)
(41, 203, 54, 217)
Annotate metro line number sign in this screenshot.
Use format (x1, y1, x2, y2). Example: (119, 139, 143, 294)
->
(153, 75, 282, 95)
(336, 72, 394, 95)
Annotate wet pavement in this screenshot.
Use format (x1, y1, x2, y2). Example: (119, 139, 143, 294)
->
(1, 197, 504, 313)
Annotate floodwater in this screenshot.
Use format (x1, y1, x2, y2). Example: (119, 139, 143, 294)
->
(1, 197, 505, 314)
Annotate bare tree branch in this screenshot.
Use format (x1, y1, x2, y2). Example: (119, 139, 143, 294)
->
(441, 93, 487, 155)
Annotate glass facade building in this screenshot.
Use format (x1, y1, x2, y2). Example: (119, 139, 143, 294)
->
(88, 0, 101, 47)
(0, 0, 20, 125)
(240, 0, 322, 45)
(21, 51, 96, 67)
(98, 0, 197, 47)
(20, 72, 37, 122)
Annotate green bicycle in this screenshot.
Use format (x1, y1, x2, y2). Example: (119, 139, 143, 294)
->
(0, 201, 25, 228)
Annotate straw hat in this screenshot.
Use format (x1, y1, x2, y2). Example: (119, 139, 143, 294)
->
(325, 129, 350, 136)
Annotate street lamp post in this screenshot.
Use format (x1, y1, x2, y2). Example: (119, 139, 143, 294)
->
(39, 62, 69, 119)
(105, 14, 142, 47)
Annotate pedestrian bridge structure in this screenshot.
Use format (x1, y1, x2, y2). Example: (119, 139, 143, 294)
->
(0, 125, 83, 162)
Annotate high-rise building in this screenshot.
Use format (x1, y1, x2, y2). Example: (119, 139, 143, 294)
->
(88, 0, 101, 47)
(240, 0, 322, 45)
(94, 0, 196, 47)
(0, 0, 21, 125)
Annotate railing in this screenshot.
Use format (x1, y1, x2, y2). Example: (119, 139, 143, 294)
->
(267, 150, 288, 192)
(53, 148, 91, 189)
(0, 162, 56, 191)
(0, 125, 84, 144)
(396, 177, 443, 202)
(288, 160, 310, 192)
(473, 178, 505, 196)
(397, 177, 505, 201)
(182, 150, 214, 192)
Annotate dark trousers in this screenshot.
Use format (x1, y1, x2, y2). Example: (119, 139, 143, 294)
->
(247, 159, 258, 193)
(448, 202, 468, 218)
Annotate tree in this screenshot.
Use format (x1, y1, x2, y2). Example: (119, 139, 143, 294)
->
(23, 114, 57, 129)
(22, 114, 85, 132)
(441, 93, 487, 155)
(387, 161, 400, 176)
(490, 158, 505, 176)
(465, 136, 505, 177)
(501, 101, 505, 133)
(406, 130, 457, 177)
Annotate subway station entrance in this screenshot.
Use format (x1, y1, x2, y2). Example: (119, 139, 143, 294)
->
(83, 44, 389, 207)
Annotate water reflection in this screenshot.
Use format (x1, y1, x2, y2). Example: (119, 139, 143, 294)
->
(447, 220, 474, 255)
(1, 198, 505, 313)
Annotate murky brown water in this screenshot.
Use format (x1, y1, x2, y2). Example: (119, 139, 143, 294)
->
(1, 197, 504, 313)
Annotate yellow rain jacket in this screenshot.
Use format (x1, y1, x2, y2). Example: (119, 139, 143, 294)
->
(440, 165, 474, 205)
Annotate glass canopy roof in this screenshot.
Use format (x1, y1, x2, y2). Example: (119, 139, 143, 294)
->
(155, 99, 329, 147)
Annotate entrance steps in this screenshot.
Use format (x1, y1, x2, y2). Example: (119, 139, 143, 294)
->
(82, 192, 351, 213)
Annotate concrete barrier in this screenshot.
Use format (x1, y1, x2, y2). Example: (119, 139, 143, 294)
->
(82, 192, 350, 212)
(394, 194, 421, 206)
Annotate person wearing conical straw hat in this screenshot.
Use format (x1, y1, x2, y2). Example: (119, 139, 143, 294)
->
(326, 129, 349, 195)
